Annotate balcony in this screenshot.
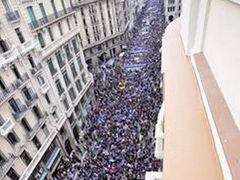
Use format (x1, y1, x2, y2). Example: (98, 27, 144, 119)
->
(13, 73, 30, 88)
(0, 49, 20, 68)
(19, 40, 36, 55)
(20, 129, 58, 180)
(12, 104, 27, 121)
(5, 11, 20, 23)
(39, 82, 50, 94)
(26, 112, 48, 140)
(29, 8, 74, 31)
(0, 119, 15, 136)
(0, 155, 16, 180)
(25, 93, 38, 107)
(46, 147, 61, 170)
(0, 84, 17, 104)
(31, 63, 43, 76)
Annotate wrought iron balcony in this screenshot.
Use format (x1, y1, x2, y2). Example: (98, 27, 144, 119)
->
(0, 155, 16, 179)
(25, 93, 38, 107)
(29, 8, 74, 31)
(39, 82, 50, 94)
(0, 119, 15, 136)
(5, 11, 20, 23)
(13, 73, 30, 88)
(0, 84, 17, 104)
(12, 104, 27, 120)
(0, 48, 20, 67)
(26, 112, 48, 140)
(31, 63, 42, 75)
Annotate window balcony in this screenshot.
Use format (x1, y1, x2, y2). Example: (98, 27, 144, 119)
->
(39, 82, 50, 94)
(0, 84, 17, 104)
(0, 119, 15, 136)
(11, 104, 27, 121)
(26, 112, 48, 140)
(19, 40, 36, 55)
(0, 49, 20, 68)
(31, 63, 42, 76)
(50, 68, 58, 76)
(0, 155, 16, 180)
(5, 11, 20, 23)
(25, 93, 38, 107)
(29, 8, 74, 31)
(13, 73, 30, 88)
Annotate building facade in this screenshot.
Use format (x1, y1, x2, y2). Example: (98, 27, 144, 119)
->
(161, 0, 240, 179)
(0, 0, 94, 179)
(164, 0, 181, 24)
(72, 0, 146, 70)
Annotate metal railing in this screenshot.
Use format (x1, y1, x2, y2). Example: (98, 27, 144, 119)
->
(25, 93, 38, 107)
(0, 84, 17, 104)
(5, 11, 20, 22)
(0, 119, 15, 136)
(12, 104, 27, 120)
(31, 63, 42, 75)
(26, 112, 48, 140)
(29, 8, 73, 30)
(0, 155, 16, 179)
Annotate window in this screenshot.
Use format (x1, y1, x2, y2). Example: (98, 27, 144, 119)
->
(0, 77, 6, 91)
(7, 168, 19, 180)
(62, 97, 69, 110)
(37, 75, 45, 86)
(32, 105, 42, 119)
(55, 79, 64, 96)
(62, 70, 71, 87)
(51, 0, 58, 18)
(52, 111, 59, 120)
(8, 98, 20, 113)
(48, 27, 54, 41)
(77, 56, 83, 71)
(75, 79, 82, 92)
(68, 87, 76, 101)
(27, 55, 35, 68)
(7, 132, 18, 145)
(47, 59, 57, 76)
(27, 6, 37, 28)
(0, 38, 9, 53)
(61, 0, 67, 13)
(58, 22, 63, 35)
(37, 33, 45, 48)
(66, 18, 71, 30)
(20, 150, 32, 166)
(0, 152, 6, 166)
(70, 63, 78, 78)
(21, 118, 32, 132)
(32, 136, 41, 149)
(41, 124, 49, 136)
(64, 44, 72, 60)
(55, 51, 65, 69)
(22, 87, 33, 101)
(72, 39, 79, 54)
(39, 3, 48, 23)
(15, 28, 25, 44)
(82, 72, 87, 84)
(45, 93, 51, 104)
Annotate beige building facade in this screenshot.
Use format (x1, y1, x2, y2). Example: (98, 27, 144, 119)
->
(164, 0, 181, 24)
(161, 0, 240, 179)
(0, 0, 94, 179)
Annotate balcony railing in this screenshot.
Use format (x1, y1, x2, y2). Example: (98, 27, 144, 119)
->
(29, 8, 74, 30)
(31, 63, 42, 75)
(39, 82, 50, 94)
(13, 73, 30, 89)
(5, 11, 20, 22)
(12, 104, 27, 120)
(25, 93, 38, 107)
(0, 48, 20, 67)
(0, 155, 16, 179)
(19, 40, 36, 55)
(0, 84, 17, 104)
(0, 119, 15, 136)
(26, 112, 48, 140)
(50, 68, 58, 76)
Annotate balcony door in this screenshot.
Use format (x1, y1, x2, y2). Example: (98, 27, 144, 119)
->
(27, 6, 37, 27)
(11, 65, 21, 80)
(2, 0, 13, 13)
(51, 0, 58, 18)
(39, 3, 48, 23)
(9, 98, 20, 113)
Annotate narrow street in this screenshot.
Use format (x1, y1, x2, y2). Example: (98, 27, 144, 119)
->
(59, 0, 165, 179)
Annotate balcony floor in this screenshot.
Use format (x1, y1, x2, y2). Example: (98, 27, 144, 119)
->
(162, 19, 224, 180)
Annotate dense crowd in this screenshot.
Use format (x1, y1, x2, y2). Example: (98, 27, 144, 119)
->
(54, 0, 165, 179)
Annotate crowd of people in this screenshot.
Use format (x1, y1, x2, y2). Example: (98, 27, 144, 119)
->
(54, 0, 165, 179)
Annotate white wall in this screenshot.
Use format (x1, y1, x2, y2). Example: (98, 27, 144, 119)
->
(203, 0, 240, 129)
